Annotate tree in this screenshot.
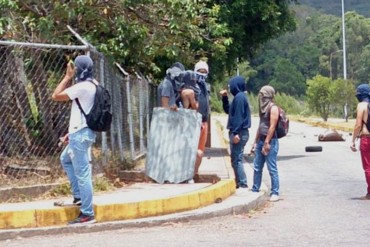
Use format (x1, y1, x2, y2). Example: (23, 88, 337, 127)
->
(213, 0, 297, 79)
(0, 0, 298, 81)
(306, 75, 332, 121)
(270, 58, 306, 96)
(330, 78, 357, 118)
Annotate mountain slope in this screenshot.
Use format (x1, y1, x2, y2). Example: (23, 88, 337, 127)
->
(298, 0, 370, 17)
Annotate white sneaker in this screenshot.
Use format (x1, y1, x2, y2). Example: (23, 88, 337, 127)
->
(269, 195, 279, 202)
(187, 179, 195, 184)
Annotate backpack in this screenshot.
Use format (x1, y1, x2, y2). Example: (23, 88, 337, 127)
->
(275, 106, 289, 139)
(76, 80, 112, 132)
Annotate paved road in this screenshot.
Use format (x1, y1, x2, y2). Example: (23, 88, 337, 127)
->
(3, 117, 369, 247)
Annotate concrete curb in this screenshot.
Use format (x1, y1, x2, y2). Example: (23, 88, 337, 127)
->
(290, 116, 353, 133)
(0, 179, 236, 229)
(0, 189, 266, 241)
(0, 115, 269, 240)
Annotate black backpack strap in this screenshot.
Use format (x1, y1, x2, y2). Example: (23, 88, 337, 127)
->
(75, 98, 87, 117)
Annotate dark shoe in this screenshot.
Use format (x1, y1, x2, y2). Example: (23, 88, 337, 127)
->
(361, 194, 370, 200)
(73, 198, 82, 206)
(68, 212, 96, 225)
(236, 184, 248, 189)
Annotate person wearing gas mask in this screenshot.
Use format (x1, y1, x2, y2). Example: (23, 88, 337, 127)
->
(192, 60, 210, 182)
(157, 62, 185, 110)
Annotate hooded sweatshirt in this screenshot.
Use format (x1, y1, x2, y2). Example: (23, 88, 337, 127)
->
(222, 76, 251, 134)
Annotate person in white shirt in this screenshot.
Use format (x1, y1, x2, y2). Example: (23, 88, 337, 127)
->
(52, 55, 97, 224)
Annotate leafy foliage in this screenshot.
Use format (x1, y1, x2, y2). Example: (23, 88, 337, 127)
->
(0, 0, 297, 82)
(306, 75, 356, 121)
(306, 75, 332, 121)
(249, 4, 370, 100)
(299, 0, 370, 17)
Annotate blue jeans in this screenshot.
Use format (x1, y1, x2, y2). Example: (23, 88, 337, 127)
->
(60, 128, 96, 216)
(252, 138, 279, 196)
(229, 129, 249, 188)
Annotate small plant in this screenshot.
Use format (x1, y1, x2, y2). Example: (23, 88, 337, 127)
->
(49, 183, 71, 196)
(94, 176, 114, 192)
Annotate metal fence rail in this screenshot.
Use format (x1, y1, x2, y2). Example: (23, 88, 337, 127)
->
(0, 40, 155, 188)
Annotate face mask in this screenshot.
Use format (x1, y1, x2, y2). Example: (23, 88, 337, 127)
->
(195, 72, 208, 83)
(356, 94, 364, 102)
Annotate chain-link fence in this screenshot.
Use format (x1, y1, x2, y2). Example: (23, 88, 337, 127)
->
(0, 40, 156, 188)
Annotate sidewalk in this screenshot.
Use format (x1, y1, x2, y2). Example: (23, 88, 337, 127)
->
(0, 115, 267, 240)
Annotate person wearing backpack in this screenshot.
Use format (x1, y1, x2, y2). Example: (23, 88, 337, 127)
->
(220, 76, 251, 189)
(350, 84, 370, 200)
(251, 85, 280, 202)
(52, 55, 97, 224)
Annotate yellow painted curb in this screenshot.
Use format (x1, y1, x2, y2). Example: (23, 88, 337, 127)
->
(0, 178, 235, 229)
(0, 210, 36, 229)
(290, 116, 353, 133)
(36, 207, 79, 227)
(1, 119, 236, 229)
(94, 178, 235, 223)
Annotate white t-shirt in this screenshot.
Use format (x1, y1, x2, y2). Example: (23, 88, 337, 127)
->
(65, 81, 96, 134)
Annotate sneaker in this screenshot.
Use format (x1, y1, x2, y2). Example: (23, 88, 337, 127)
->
(187, 179, 195, 184)
(73, 198, 82, 206)
(269, 194, 279, 202)
(68, 212, 96, 225)
(236, 184, 248, 189)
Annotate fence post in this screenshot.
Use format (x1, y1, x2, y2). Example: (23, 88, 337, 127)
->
(136, 72, 145, 154)
(146, 79, 150, 152)
(98, 56, 108, 165)
(126, 76, 135, 160)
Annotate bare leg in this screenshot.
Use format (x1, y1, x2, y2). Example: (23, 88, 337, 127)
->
(194, 122, 208, 182)
(181, 89, 198, 109)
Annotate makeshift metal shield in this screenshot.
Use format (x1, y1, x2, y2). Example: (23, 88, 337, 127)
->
(145, 108, 202, 184)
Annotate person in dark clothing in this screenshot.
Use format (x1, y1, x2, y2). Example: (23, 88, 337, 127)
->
(220, 76, 251, 189)
(157, 62, 185, 109)
(193, 60, 210, 182)
(179, 70, 201, 109)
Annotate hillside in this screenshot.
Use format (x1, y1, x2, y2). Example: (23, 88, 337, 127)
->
(298, 0, 370, 17)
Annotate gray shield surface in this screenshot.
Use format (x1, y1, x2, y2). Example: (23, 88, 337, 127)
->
(145, 108, 202, 184)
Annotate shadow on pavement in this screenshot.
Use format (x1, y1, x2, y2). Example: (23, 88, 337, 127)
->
(204, 147, 228, 158)
(244, 154, 307, 164)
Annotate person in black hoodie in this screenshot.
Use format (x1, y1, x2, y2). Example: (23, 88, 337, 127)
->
(220, 76, 251, 189)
